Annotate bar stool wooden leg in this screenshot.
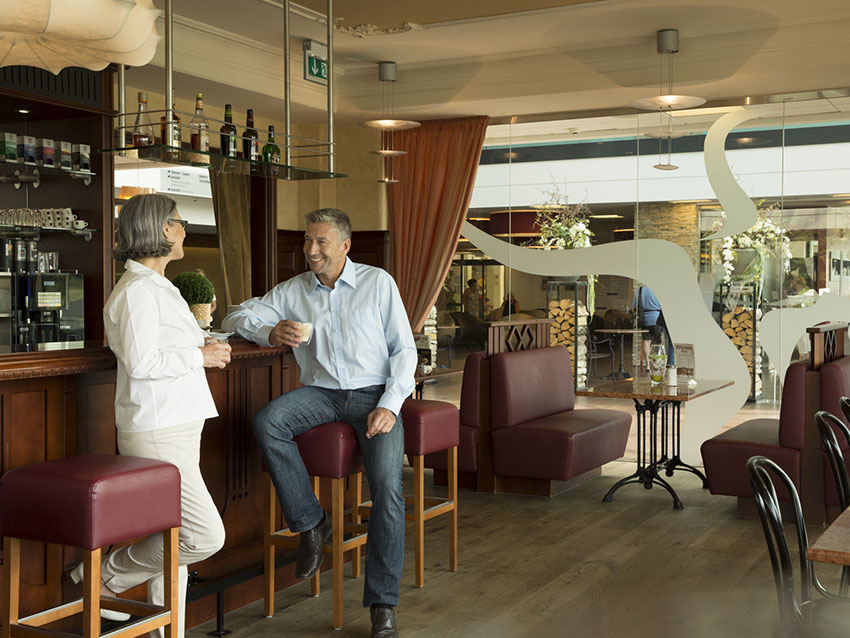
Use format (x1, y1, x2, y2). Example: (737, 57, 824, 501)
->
(164, 527, 179, 638)
(448, 446, 458, 572)
(3, 537, 20, 638)
(264, 475, 276, 617)
(350, 472, 362, 578)
(414, 454, 425, 588)
(332, 477, 344, 630)
(82, 548, 101, 638)
(310, 476, 321, 598)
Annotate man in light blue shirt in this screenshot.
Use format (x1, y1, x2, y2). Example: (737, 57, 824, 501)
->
(222, 208, 414, 638)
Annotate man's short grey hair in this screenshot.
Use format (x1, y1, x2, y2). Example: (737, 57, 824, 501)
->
(305, 208, 352, 241)
(113, 194, 179, 262)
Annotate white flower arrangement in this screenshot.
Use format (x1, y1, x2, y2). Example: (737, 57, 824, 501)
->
(530, 186, 594, 250)
(718, 205, 792, 284)
(528, 185, 596, 312)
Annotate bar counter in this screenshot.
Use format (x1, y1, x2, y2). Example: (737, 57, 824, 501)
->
(0, 338, 302, 628)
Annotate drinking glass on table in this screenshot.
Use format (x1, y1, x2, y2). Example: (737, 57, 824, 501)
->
(648, 343, 666, 385)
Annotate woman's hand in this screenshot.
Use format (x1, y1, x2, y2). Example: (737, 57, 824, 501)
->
(200, 341, 231, 368)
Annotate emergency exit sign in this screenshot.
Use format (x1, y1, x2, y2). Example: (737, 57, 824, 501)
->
(303, 40, 328, 86)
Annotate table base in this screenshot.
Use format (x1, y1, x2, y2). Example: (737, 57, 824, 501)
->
(602, 333, 633, 381)
(603, 399, 707, 509)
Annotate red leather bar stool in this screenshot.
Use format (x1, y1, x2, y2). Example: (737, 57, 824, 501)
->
(264, 421, 367, 630)
(360, 399, 459, 587)
(401, 399, 460, 587)
(1, 454, 181, 638)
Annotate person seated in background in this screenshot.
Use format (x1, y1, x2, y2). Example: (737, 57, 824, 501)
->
(499, 293, 518, 318)
(634, 285, 674, 366)
(462, 279, 483, 318)
(784, 259, 815, 296)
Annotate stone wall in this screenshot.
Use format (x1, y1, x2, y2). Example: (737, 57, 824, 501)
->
(635, 202, 700, 270)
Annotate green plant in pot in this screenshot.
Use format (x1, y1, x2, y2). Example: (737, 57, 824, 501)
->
(172, 271, 215, 328)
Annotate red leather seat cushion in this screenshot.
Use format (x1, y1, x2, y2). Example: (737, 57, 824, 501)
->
(778, 360, 810, 450)
(700, 418, 800, 500)
(460, 353, 484, 430)
(401, 399, 460, 456)
(425, 424, 477, 473)
(820, 356, 850, 438)
(0, 454, 181, 550)
(295, 422, 363, 479)
(492, 409, 631, 481)
(490, 347, 575, 430)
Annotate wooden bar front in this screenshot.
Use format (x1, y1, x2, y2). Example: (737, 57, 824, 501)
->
(0, 338, 301, 628)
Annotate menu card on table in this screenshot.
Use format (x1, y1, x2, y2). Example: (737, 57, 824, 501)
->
(675, 343, 695, 381)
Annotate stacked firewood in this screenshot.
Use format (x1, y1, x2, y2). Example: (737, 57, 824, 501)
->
(548, 299, 588, 387)
(721, 306, 762, 397)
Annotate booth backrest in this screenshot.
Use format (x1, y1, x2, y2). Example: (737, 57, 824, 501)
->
(490, 346, 575, 430)
(778, 359, 812, 450)
(460, 353, 484, 430)
(820, 354, 850, 429)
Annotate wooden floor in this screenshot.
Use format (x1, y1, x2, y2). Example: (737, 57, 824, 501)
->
(186, 352, 825, 637)
(187, 460, 841, 638)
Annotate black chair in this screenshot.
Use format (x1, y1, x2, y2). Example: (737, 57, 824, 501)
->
(816, 410, 850, 595)
(747, 455, 850, 636)
(586, 317, 614, 378)
(840, 396, 850, 430)
(587, 329, 614, 378)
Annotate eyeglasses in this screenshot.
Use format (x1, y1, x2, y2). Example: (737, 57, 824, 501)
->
(168, 218, 188, 231)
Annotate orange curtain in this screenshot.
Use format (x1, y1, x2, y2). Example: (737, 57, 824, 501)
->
(389, 115, 489, 333)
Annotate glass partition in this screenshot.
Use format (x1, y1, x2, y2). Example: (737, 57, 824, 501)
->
(456, 95, 850, 442)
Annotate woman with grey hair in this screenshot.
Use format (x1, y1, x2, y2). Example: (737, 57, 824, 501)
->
(72, 193, 230, 638)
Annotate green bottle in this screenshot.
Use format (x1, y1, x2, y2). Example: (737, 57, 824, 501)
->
(262, 125, 280, 164)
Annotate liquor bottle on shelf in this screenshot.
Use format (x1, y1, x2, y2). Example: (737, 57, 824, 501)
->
(189, 93, 210, 153)
(262, 125, 280, 164)
(219, 104, 238, 158)
(159, 103, 182, 148)
(131, 91, 155, 147)
(242, 109, 259, 161)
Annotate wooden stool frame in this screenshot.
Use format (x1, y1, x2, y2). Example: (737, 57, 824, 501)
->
(264, 473, 368, 630)
(361, 445, 459, 587)
(3, 528, 179, 638)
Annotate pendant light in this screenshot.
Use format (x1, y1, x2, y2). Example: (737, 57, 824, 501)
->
(363, 61, 420, 183)
(631, 29, 705, 172)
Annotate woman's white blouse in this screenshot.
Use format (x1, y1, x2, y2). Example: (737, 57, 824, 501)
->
(104, 259, 218, 432)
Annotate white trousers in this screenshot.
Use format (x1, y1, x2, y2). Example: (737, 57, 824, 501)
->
(101, 420, 226, 638)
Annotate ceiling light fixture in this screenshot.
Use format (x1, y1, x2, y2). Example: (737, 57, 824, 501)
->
(363, 61, 420, 184)
(632, 29, 705, 172)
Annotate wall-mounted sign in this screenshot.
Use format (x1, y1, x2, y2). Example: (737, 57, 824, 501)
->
(303, 40, 328, 86)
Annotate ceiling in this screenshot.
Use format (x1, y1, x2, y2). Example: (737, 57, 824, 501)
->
(132, 0, 850, 140)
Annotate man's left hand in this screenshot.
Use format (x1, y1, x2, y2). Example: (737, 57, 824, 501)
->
(366, 407, 396, 439)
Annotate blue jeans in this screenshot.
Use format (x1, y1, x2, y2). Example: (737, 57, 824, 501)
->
(253, 385, 405, 607)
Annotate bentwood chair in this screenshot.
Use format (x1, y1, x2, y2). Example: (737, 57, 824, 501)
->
(747, 456, 850, 637)
(840, 396, 850, 430)
(816, 409, 850, 595)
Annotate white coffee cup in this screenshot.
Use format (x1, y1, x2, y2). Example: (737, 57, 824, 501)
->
(72, 219, 88, 230)
(299, 322, 313, 343)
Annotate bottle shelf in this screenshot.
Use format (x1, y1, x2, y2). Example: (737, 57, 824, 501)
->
(0, 164, 96, 189)
(101, 144, 346, 181)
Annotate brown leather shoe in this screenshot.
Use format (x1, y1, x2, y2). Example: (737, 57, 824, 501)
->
(370, 606, 398, 638)
(294, 511, 332, 580)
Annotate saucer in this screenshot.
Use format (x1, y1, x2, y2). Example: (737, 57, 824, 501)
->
(205, 331, 234, 341)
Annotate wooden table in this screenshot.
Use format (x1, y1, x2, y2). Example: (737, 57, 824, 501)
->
(413, 366, 463, 399)
(809, 507, 850, 566)
(595, 328, 648, 380)
(578, 377, 734, 509)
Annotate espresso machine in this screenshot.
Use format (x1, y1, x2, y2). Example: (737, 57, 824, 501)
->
(0, 239, 85, 347)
